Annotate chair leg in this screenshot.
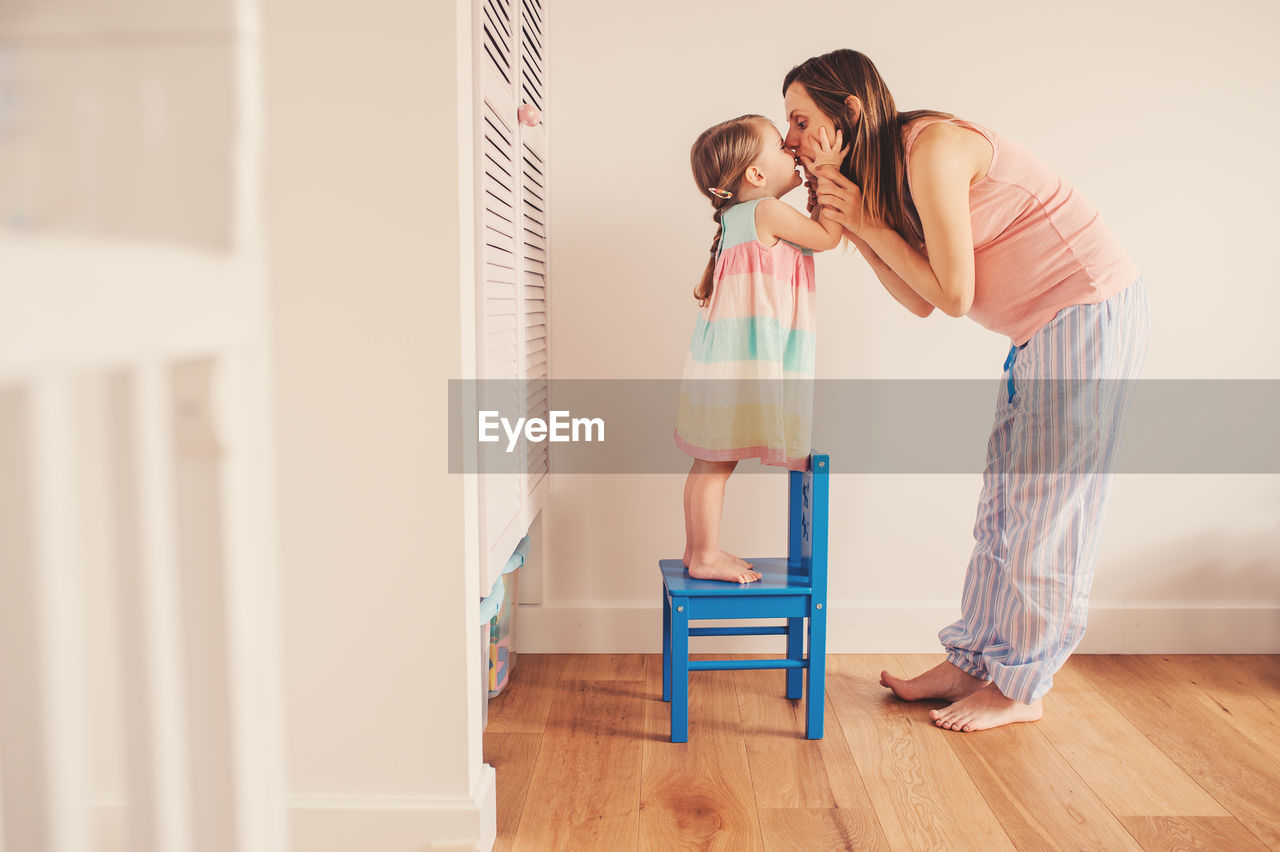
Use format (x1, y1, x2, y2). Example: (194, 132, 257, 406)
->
(785, 617, 804, 700)
(662, 589, 672, 702)
(670, 596, 689, 743)
(805, 604, 827, 739)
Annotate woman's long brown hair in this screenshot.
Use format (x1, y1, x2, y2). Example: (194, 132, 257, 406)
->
(689, 115, 768, 305)
(783, 49, 950, 245)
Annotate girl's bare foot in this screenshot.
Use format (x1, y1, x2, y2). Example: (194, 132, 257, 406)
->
(684, 550, 753, 571)
(930, 682, 1043, 732)
(687, 551, 761, 584)
(880, 661, 987, 702)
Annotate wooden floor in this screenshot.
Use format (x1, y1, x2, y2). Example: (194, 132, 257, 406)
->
(483, 653, 1280, 851)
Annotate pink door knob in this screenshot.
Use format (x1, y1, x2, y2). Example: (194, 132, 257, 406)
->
(518, 103, 541, 127)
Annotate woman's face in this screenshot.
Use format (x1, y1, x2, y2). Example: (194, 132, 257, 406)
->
(783, 82, 841, 166)
(751, 121, 804, 197)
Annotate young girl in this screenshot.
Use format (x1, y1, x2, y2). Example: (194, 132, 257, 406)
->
(676, 114, 846, 584)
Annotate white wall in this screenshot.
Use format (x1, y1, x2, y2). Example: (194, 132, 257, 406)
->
(525, 0, 1280, 653)
(264, 0, 492, 849)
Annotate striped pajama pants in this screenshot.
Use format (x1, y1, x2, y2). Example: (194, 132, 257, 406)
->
(939, 277, 1151, 703)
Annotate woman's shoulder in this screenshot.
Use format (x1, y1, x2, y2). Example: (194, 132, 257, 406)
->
(904, 116, 995, 182)
(904, 115, 990, 150)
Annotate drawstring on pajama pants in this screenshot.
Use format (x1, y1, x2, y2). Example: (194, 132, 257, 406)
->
(1004, 341, 1029, 403)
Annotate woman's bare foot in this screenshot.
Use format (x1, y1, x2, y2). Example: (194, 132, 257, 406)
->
(684, 550, 753, 571)
(687, 551, 761, 584)
(930, 682, 1043, 732)
(880, 661, 987, 702)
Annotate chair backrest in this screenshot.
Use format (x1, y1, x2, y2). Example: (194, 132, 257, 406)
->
(787, 453, 829, 600)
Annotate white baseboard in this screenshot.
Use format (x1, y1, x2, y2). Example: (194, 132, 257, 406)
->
(518, 600, 1280, 654)
(289, 765, 496, 852)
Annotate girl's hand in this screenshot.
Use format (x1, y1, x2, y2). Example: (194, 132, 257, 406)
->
(814, 165, 868, 237)
(806, 127, 849, 171)
(797, 127, 847, 215)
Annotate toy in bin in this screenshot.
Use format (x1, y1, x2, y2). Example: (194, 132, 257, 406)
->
(478, 579, 503, 730)
(488, 535, 530, 698)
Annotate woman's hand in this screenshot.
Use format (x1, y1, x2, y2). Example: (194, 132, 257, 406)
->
(813, 165, 868, 238)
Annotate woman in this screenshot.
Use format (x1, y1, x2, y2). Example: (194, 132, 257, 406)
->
(782, 49, 1149, 731)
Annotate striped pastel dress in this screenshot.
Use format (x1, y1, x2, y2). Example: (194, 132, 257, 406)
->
(674, 198, 816, 471)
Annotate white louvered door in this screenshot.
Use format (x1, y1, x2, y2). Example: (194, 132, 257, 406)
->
(475, 0, 550, 591)
(519, 0, 550, 509)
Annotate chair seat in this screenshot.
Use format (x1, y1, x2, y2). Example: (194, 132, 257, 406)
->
(659, 558, 813, 596)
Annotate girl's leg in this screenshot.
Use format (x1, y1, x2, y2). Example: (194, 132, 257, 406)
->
(683, 473, 753, 570)
(683, 458, 761, 583)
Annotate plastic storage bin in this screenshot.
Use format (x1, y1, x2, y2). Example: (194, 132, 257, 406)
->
(488, 535, 530, 698)
(478, 577, 504, 729)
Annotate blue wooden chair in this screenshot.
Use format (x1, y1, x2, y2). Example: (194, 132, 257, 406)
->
(660, 453, 829, 742)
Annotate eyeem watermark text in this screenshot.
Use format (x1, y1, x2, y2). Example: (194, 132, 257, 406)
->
(478, 410, 605, 452)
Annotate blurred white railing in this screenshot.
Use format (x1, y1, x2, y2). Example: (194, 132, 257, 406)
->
(0, 237, 286, 852)
(0, 0, 286, 846)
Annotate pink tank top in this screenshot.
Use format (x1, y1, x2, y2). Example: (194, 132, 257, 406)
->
(903, 118, 1140, 344)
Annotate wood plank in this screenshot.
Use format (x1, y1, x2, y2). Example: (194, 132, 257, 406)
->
(1151, 655, 1280, 754)
(758, 808, 882, 852)
(1226, 654, 1280, 720)
(486, 653, 564, 733)
(1038, 689, 1228, 817)
(733, 661, 836, 808)
(639, 655, 761, 851)
(944, 721, 1142, 850)
(1229, 654, 1280, 714)
(826, 654, 1015, 851)
(482, 732, 542, 852)
(560, 652, 645, 682)
(1071, 655, 1280, 849)
(1233, 653, 1280, 679)
(1044, 653, 1098, 693)
(730, 660, 889, 849)
(512, 669, 643, 850)
(1119, 815, 1271, 851)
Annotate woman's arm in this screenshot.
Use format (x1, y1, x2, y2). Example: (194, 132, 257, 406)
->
(813, 124, 982, 317)
(844, 230, 935, 317)
(799, 164, 932, 316)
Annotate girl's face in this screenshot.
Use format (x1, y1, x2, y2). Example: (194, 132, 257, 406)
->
(783, 83, 841, 166)
(751, 121, 803, 197)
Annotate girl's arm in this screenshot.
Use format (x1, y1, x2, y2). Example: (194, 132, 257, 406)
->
(756, 196, 844, 251)
(814, 123, 981, 317)
(758, 125, 847, 252)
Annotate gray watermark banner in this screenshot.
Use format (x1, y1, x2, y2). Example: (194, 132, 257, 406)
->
(448, 380, 1280, 474)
